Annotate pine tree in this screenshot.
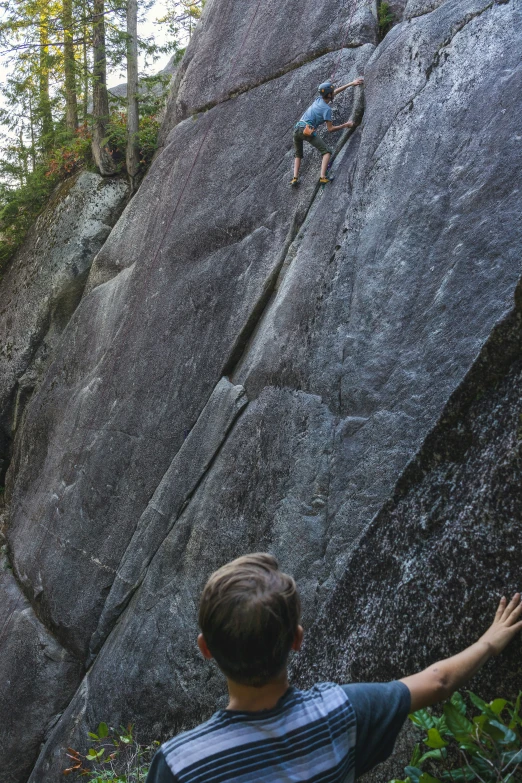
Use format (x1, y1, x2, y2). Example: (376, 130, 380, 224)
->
(126, 0, 139, 191)
(63, 0, 78, 132)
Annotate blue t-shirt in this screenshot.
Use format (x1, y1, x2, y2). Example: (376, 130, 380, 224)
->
(300, 97, 333, 129)
(145, 681, 410, 783)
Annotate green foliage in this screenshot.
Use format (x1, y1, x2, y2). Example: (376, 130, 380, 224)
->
(378, 2, 394, 37)
(389, 691, 522, 783)
(104, 109, 161, 172)
(0, 102, 161, 271)
(157, 0, 206, 43)
(63, 723, 159, 781)
(0, 125, 93, 271)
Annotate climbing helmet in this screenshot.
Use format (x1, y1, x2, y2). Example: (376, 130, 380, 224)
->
(318, 81, 335, 99)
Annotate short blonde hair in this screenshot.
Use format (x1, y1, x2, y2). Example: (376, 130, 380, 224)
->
(198, 553, 301, 686)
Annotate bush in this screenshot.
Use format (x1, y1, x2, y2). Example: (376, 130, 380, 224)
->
(0, 108, 160, 273)
(104, 110, 161, 172)
(390, 691, 522, 783)
(45, 125, 93, 180)
(63, 722, 159, 782)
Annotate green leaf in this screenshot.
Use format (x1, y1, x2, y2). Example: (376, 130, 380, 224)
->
(440, 768, 474, 781)
(419, 774, 442, 783)
(451, 692, 467, 716)
(87, 732, 99, 740)
(443, 703, 473, 738)
(86, 749, 98, 760)
(410, 743, 421, 767)
(97, 721, 109, 738)
(467, 691, 489, 712)
(481, 719, 507, 742)
(437, 715, 449, 735)
(409, 710, 435, 730)
(489, 699, 507, 715)
(404, 766, 422, 783)
(425, 729, 448, 749)
(418, 749, 444, 765)
(457, 739, 480, 755)
(488, 719, 517, 744)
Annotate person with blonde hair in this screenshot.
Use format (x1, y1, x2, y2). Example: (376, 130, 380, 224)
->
(146, 553, 522, 783)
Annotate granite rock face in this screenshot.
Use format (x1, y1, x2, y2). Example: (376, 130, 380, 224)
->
(0, 172, 128, 485)
(7, 44, 370, 664)
(0, 551, 81, 783)
(294, 288, 522, 779)
(160, 0, 376, 132)
(2, 0, 522, 780)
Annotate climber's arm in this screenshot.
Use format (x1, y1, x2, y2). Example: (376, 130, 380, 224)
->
(325, 120, 356, 132)
(333, 78, 364, 95)
(401, 593, 522, 712)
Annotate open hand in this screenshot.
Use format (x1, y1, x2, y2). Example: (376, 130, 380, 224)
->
(344, 121, 356, 128)
(479, 593, 522, 656)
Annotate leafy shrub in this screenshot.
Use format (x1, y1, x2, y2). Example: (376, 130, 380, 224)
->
(104, 111, 160, 172)
(63, 722, 159, 782)
(390, 691, 522, 783)
(45, 125, 93, 180)
(0, 107, 160, 272)
(0, 166, 57, 270)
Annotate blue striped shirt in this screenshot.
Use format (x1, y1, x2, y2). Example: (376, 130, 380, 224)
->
(146, 681, 410, 783)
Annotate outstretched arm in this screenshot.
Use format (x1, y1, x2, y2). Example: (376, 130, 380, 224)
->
(325, 119, 356, 132)
(333, 78, 364, 95)
(401, 594, 522, 712)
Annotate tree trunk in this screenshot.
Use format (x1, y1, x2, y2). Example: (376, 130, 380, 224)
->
(82, 0, 89, 123)
(29, 96, 36, 171)
(63, 0, 78, 133)
(126, 0, 139, 192)
(19, 126, 28, 186)
(39, 11, 53, 151)
(92, 0, 115, 175)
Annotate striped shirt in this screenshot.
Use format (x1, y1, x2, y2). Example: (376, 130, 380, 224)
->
(146, 681, 410, 783)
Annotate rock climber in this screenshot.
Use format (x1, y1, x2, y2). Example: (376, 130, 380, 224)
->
(291, 78, 364, 186)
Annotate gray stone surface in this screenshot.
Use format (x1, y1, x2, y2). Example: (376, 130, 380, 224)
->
(3, 0, 522, 779)
(293, 287, 522, 780)
(89, 376, 248, 659)
(28, 385, 340, 781)
(7, 45, 371, 663)
(0, 172, 128, 484)
(0, 550, 82, 783)
(404, 0, 447, 19)
(160, 0, 376, 131)
(233, 0, 522, 574)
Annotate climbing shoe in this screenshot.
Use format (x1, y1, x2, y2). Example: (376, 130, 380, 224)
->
(319, 175, 334, 185)
(290, 177, 300, 187)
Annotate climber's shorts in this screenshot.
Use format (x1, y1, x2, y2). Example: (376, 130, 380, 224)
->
(293, 127, 331, 158)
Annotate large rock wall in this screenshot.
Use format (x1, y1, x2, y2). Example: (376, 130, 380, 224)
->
(0, 173, 128, 484)
(294, 284, 522, 779)
(2, 0, 521, 779)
